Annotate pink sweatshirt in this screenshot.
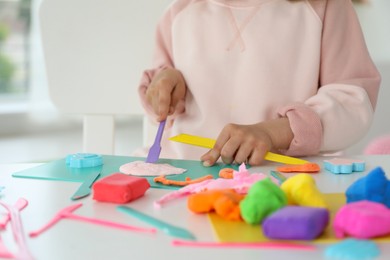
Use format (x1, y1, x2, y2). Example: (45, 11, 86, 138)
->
(138, 0, 381, 160)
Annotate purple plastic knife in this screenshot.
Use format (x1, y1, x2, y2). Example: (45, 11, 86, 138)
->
(146, 120, 166, 163)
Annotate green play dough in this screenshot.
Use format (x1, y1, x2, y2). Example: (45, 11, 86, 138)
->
(240, 178, 287, 225)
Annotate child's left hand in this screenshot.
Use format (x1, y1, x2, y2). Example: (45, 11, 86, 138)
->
(200, 118, 293, 166)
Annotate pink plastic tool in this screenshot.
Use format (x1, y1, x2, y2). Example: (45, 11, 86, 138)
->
(0, 199, 34, 260)
(0, 198, 28, 229)
(0, 236, 14, 259)
(172, 240, 316, 251)
(29, 203, 156, 238)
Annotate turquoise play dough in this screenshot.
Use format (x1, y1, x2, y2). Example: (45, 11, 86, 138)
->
(324, 239, 380, 260)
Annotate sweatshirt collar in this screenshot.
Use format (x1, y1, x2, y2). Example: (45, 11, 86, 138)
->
(210, 0, 272, 7)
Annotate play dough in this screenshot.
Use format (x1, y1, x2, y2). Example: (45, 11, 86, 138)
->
(240, 178, 287, 225)
(281, 173, 327, 208)
(324, 239, 380, 260)
(333, 200, 390, 239)
(346, 166, 390, 207)
(92, 173, 150, 204)
(262, 206, 329, 240)
(119, 161, 187, 176)
(154, 163, 277, 207)
(187, 189, 245, 221)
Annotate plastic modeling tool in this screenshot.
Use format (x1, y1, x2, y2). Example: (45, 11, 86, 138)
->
(29, 203, 156, 238)
(169, 134, 308, 165)
(172, 240, 316, 251)
(146, 120, 166, 163)
(270, 171, 287, 184)
(0, 235, 14, 259)
(0, 198, 28, 229)
(117, 206, 196, 241)
(71, 170, 101, 200)
(0, 199, 34, 260)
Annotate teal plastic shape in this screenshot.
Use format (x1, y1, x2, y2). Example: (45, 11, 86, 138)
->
(323, 158, 365, 174)
(12, 155, 238, 190)
(66, 153, 103, 168)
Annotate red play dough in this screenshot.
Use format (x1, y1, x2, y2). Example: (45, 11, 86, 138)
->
(92, 173, 150, 203)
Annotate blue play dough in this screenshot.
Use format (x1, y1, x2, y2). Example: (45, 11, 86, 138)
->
(66, 153, 103, 168)
(324, 239, 380, 260)
(346, 167, 390, 207)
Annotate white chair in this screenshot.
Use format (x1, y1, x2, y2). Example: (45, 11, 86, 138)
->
(39, 0, 173, 154)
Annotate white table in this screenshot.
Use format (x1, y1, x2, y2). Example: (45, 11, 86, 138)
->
(1, 155, 390, 260)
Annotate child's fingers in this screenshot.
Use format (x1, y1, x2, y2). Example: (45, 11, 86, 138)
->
(202, 125, 237, 166)
(233, 142, 253, 165)
(216, 125, 243, 165)
(220, 138, 240, 165)
(201, 149, 220, 167)
(247, 148, 267, 166)
(156, 76, 179, 119)
(170, 81, 186, 112)
(157, 89, 171, 120)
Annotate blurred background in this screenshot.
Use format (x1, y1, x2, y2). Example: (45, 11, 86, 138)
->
(0, 0, 389, 163)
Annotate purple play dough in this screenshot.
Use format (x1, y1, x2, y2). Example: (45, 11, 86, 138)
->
(262, 206, 329, 240)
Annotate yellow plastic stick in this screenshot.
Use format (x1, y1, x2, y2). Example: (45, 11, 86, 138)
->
(169, 134, 308, 165)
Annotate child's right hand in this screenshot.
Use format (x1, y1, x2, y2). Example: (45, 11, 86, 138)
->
(145, 68, 187, 121)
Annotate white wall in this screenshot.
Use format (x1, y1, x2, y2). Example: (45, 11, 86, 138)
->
(354, 0, 390, 63)
(345, 0, 390, 154)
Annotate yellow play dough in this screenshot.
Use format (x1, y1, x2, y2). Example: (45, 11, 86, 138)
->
(281, 173, 328, 208)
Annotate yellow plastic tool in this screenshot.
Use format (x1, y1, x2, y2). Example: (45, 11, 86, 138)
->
(169, 134, 308, 165)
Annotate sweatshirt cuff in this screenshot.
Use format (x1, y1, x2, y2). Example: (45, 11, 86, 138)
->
(277, 103, 323, 156)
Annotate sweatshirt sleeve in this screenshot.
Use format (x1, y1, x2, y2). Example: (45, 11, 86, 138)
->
(279, 0, 381, 156)
(138, 5, 175, 120)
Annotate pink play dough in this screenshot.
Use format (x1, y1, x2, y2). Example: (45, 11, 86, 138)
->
(154, 163, 278, 207)
(333, 200, 390, 239)
(119, 161, 186, 176)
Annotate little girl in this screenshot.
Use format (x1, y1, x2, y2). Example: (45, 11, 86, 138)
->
(138, 0, 381, 166)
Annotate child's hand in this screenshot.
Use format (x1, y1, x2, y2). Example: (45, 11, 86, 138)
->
(201, 118, 293, 166)
(146, 68, 186, 121)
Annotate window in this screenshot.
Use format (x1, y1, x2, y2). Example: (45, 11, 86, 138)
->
(0, 0, 31, 98)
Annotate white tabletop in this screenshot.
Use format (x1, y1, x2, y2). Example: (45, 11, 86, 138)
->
(1, 155, 390, 260)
